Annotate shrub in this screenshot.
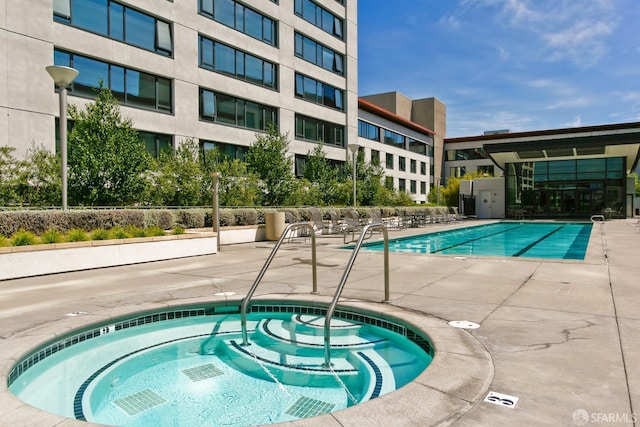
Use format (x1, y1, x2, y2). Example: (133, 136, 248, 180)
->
(145, 226, 166, 237)
(124, 225, 147, 238)
(108, 226, 129, 239)
(234, 209, 258, 226)
(218, 209, 236, 227)
(0, 234, 8, 247)
(172, 226, 185, 235)
(40, 229, 64, 244)
(176, 209, 205, 228)
(11, 229, 39, 246)
(65, 228, 88, 242)
(144, 209, 174, 230)
(90, 229, 110, 240)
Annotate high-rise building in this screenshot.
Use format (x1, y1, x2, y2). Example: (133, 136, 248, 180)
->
(1, 0, 358, 167)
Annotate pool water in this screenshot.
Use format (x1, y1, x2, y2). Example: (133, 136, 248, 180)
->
(361, 221, 592, 259)
(9, 306, 432, 427)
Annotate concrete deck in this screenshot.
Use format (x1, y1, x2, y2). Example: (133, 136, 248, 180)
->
(1, 219, 638, 426)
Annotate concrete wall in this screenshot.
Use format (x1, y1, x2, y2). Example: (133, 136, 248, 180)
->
(472, 177, 505, 219)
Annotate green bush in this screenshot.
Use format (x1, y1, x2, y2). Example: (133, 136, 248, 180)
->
(90, 229, 110, 240)
(65, 228, 88, 242)
(124, 225, 147, 238)
(108, 226, 129, 239)
(234, 209, 258, 225)
(218, 209, 236, 226)
(0, 234, 8, 247)
(11, 229, 39, 246)
(172, 226, 185, 235)
(40, 229, 64, 244)
(176, 209, 205, 228)
(145, 226, 166, 237)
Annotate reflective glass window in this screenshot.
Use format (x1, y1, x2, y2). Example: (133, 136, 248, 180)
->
(109, 2, 124, 40)
(216, 93, 237, 125)
(74, 0, 108, 35)
(126, 8, 156, 51)
(214, 0, 235, 27)
(73, 55, 109, 97)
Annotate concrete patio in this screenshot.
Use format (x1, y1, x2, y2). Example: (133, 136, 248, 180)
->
(0, 218, 638, 426)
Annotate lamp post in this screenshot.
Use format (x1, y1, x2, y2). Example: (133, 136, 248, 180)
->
(46, 65, 79, 210)
(212, 172, 221, 251)
(435, 177, 441, 206)
(348, 144, 360, 207)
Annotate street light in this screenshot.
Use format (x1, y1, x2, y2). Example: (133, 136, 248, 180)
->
(348, 144, 360, 207)
(46, 65, 79, 210)
(212, 172, 221, 252)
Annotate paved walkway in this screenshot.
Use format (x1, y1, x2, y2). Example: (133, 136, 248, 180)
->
(0, 219, 638, 426)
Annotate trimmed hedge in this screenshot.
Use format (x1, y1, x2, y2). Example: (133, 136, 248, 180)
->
(0, 206, 454, 237)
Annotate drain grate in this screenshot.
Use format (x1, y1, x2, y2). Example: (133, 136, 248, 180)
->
(113, 389, 166, 416)
(181, 363, 224, 382)
(285, 396, 335, 419)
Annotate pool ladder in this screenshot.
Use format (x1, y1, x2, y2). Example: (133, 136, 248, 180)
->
(239, 221, 390, 368)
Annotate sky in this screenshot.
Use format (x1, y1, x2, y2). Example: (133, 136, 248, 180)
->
(357, 0, 640, 138)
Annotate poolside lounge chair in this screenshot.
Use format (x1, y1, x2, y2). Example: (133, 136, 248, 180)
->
(309, 207, 330, 235)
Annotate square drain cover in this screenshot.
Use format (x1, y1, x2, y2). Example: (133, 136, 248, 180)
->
(113, 389, 166, 416)
(182, 363, 224, 382)
(285, 396, 335, 418)
(484, 391, 518, 408)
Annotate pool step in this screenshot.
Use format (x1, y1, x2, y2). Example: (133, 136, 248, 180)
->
(286, 314, 364, 337)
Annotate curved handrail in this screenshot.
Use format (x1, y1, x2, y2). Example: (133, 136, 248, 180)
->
(241, 222, 317, 346)
(324, 223, 389, 366)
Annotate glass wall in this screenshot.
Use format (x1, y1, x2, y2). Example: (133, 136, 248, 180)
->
(54, 0, 173, 56)
(505, 157, 626, 218)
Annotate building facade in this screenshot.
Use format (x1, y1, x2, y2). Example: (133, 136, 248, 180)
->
(445, 123, 640, 219)
(1, 0, 358, 167)
(357, 97, 436, 204)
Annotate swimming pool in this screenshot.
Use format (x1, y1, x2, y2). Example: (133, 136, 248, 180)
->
(9, 302, 432, 427)
(359, 221, 592, 259)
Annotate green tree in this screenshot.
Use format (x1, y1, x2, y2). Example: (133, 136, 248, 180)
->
(302, 143, 344, 206)
(215, 158, 262, 206)
(245, 124, 296, 206)
(345, 150, 386, 206)
(0, 146, 20, 205)
(16, 144, 61, 206)
(145, 138, 203, 206)
(67, 84, 151, 206)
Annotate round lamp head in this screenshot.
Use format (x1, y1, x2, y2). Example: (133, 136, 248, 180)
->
(46, 65, 79, 88)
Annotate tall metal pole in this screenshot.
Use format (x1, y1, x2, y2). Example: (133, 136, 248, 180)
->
(349, 144, 360, 207)
(46, 65, 78, 211)
(352, 149, 357, 207)
(59, 86, 68, 210)
(212, 172, 221, 251)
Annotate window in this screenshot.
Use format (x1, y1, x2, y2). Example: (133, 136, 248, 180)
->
(420, 161, 427, 175)
(398, 179, 406, 192)
(55, 49, 172, 112)
(358, 120, 379, 141)
(295, 114, 344, 147)
(420, 181, 426, 194)
(408, 137, 428, 155)
(446, 148, 489, 161)
(410, 159, 417, 173)
(294, 32, 344, 75)
(199, 0, 277, 46)
(371, 150, 380, 165)
(294, 0, 344, 39)
(399, 156, 406, 172)
(477, 165, 494, 176)
(384, 130, 405, 148)
(410, 180, 416, 194)
(199, 88, 277, 131)
(139, 131, 172, 158)
(385, 153, 393, 169)
(385, 176, 394, 190)
(199, 36, 277, 89)
(200, 140, 248, 164)
(295, 73, 344, 110)
(54, 0, 173, 56)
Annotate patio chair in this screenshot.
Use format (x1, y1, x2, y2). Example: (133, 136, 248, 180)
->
(309, 207, 330, 235)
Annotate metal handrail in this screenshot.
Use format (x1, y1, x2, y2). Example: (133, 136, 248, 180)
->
(241, 222, 317, 346)
(323, 223, 390, 366)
